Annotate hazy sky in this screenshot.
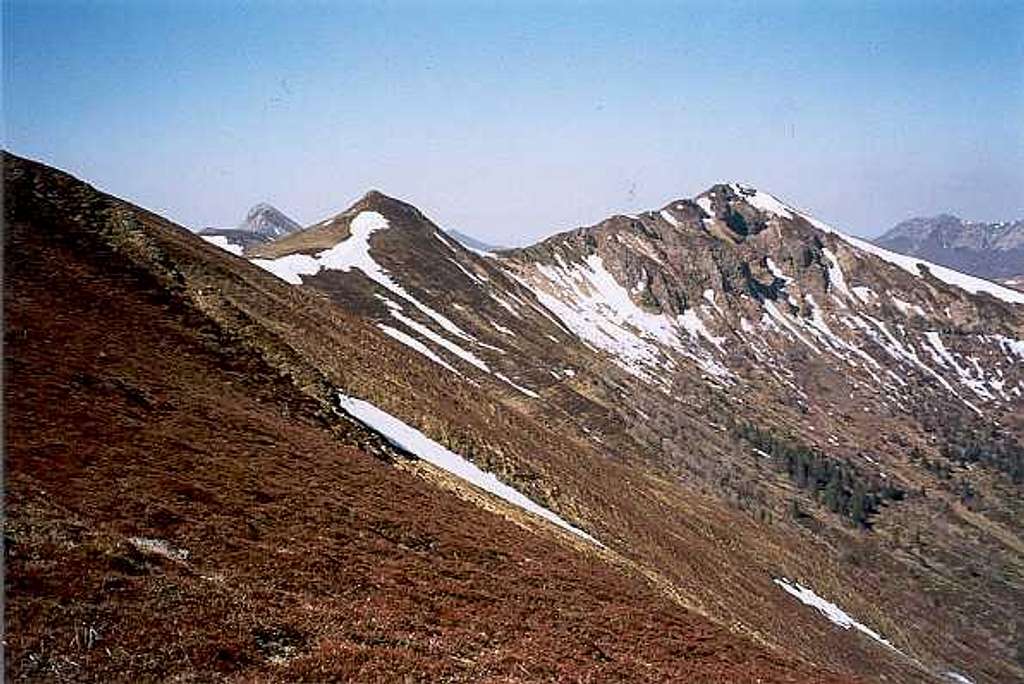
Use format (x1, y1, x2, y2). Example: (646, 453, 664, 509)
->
(5, 0, 1023, 245)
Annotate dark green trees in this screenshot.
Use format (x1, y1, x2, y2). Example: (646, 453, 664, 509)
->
(733, 421, 903, 528)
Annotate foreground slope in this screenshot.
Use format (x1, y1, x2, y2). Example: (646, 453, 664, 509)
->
(248, 182, 1024, 683)
(4, 153, 860, 682)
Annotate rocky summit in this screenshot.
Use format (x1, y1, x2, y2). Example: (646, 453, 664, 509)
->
(7, 152, 1024, 683)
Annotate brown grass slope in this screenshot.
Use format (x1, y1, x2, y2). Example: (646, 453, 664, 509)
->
(232, 190, 961, 680)
(246, 180, 1023, 682)
(4, 152, 859, 681)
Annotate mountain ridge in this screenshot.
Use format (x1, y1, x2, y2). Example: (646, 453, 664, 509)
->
(242, 169, 1024, 680)
(274, 182, 1024, 306)
(8, 151, 858, 682)
(7, 151, 1024, 682)
(447, 228, 504, 254)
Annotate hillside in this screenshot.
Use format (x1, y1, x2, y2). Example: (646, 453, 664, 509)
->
(4, 152, 855, 682)
(244, 181, 1024, 683)
(7, 153, 1024, 682)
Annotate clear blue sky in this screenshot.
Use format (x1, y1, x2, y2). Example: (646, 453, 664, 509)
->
(4, 0, 1022, 244)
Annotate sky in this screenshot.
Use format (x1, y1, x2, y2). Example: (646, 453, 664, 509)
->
(4, 0, 1023, 245)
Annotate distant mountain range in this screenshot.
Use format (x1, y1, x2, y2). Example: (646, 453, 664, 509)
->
(198, 202, 301, 252)
(875, 214, 1024, 288)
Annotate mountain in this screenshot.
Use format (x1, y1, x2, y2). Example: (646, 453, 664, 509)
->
(875, 214, 1024, 283)
(7, 153, 1024, 683)
(4, 154, 853, 682)
(198, 202, 301, 252)
(448, 228, 505, 254)
(249, 182, 1024, 682)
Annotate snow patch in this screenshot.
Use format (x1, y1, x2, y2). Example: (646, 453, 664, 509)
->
(253, 212, 476, 345)
(432, 230, 457, 253)
(490, 320, 516, 337)
(378, 324, 459, 375)
(702, 288, 725, 316)
(660, 209, 681, 228)
(201, 234, 244, 256)
(337, 393, 597, 544)
(515, 253, 733, 382)
(490, 292, 523, 318)
(890, 295, 926, 318)
(994, 335, 1024, 360)
(763, 300, 820, 353)
(390, 309, 490, 374)
(774, 578, 898, 651)
(449, 258, 487, 285)
(695, 196, 714, 217)
(732, 184, 794, 219)
(852, 286, 876, 303)
(679, 309, 725, 351)
(923, 332, 997, 401)
(494, 372, 541, 399)
(766, 258, 792, 286)
(821, 248, 852, 302)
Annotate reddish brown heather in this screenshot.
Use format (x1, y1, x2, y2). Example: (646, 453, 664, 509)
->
(3, 154, 855, 681)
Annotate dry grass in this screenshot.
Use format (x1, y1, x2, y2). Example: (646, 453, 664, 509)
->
(4, 153, 854, 682)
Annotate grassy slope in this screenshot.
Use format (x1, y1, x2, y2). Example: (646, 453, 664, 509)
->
(4, 154, 857, 681)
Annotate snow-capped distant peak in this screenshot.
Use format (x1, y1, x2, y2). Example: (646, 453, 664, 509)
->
(239, 203, 301, 238)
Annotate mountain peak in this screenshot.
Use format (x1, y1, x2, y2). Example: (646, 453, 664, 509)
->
(876, 213, 1024, 281)
(360, 189, 389, 202)
(238, 202, 301, 238)
(246, 190, 436, 261)
(245, 201, 278, 216)
(197, 202, 301, 252)
(350, 189, 425, 222)
(682, 182, 801, 240)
